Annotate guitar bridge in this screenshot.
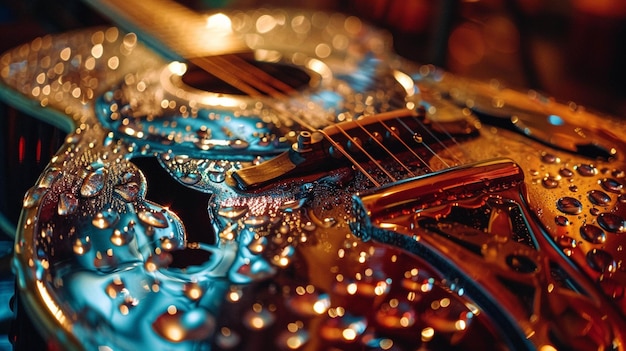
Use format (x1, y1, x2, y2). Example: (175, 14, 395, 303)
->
(232, 108, 478, 190)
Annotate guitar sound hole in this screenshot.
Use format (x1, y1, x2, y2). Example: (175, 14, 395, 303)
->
(181, 58, 311, 95)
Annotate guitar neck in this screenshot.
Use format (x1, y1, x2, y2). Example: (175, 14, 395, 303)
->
(83, 0, 248, 60)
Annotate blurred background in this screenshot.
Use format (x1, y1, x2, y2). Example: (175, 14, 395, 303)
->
(0, 0, 625, 348)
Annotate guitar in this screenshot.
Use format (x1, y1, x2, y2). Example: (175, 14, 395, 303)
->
(1, 1, 625, 350)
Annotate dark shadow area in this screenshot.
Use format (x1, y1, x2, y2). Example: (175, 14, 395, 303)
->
(130, 156, 216, 245)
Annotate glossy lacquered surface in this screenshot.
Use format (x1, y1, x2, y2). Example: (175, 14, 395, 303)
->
(1, 6, 626, 351)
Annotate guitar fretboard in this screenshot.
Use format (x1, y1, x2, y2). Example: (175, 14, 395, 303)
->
(84, 0, 248, 60)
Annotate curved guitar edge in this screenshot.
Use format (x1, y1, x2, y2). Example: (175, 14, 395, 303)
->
(0, 81, 76, 133)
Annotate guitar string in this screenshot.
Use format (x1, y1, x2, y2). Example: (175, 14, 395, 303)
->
(194, 56, 322, 134)
(353, 119, 418, 177)
(409, 113, 466, 165)
(206, 55, 295, 97)
(375, 76, 468, 168)
(413, 88, 474, 163)
(271, 57, 453, 171)
(370, 94, 451, 170)
(315, 129, 382, 187)
(222, 55, 460, 172)
(100, 0, 469, 181)
(200, 55, 453, 183)
(216, 54, 297, 95)
(370, 118, 434, 173)
(195, 54, 463, 184)
(196, 56, 391, 185)
(209, 55, 417, 184)
(395, 117, 451, 168)
(334, 124, 398, 182)
(424, 111, 474, 163)
(191, 57, 266, 98)
(385, 92, 457, 167)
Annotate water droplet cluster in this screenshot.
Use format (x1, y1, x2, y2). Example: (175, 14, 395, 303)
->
(3, 7, 626, 351)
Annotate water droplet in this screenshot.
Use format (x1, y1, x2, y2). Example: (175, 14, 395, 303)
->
(65, 133, 82, 144)
(103, 133, 114, 147)
(23, 187, 48, 208)
(138, 210, 169, 228)
(92, 211, 120, 229)
(575, 164, 597, 177)
(180, 172, 201, 185)
(103, 90, 114, 103)
(612, 169, 625, 178)
(183, 282, 204, 300)
(597, 213, 626, 234)
(152, 307, 215, 342)
(208, 161, 227, 173)
(80, 169, 107, 197)
(505, 254, 538, 273)
(600, 178, 623, 194)
(119, 104, 133, 117)
(542, 177, 559, 189)
(209, 171, 226, 183)
(218, 205, 249, 220)
(320, 314, 367, 342)
(174, 155, 190, 165)
(413, 134, 423, 143)
(322, 217, 337, 227)
(94, 250, 117, 269)
(57, 193, 78, 215)
(248, 236, 268, 254)
(38, 169, 61, 188)
(586, 249, 616, 273)
(277, 329, 309, 350)
(159, 237, 183, 251)
(110, 228, 133, 246)
(302, 221, 316, 232)
(119, 296, 139, 315)
(569, 185, 578, 192)
(114, 182, 140, 202)
(73, 236, 91, 255)
(194, 135, 214, 151)
(580, 224, 606, 244)
(590, 208, 601, 216)
(541, 153, 559, 164)
(215, 328, 241, 349)
(555, 216, 570, 226)
(244, 215, 270, 227)
(287, 288, 330, 316)
(559, 168, 573, 178)
(273, 245, 295, 267)
(588, 190, 611, 206)
(243, 307, 276, 330)
(375, 300, 417, 329)
(556, 235, 576, 249)
(557, 197, 583, 215)
(230, 139, 249, 149)
(280, 198, 307, 212)
(105, 277, 125, 298)
(144, 251, 173, 271)
(620, 194, 626, 203)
